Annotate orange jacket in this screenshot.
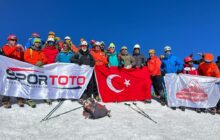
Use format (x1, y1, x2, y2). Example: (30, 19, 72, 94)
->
(71, 44, 79, 53)
(90, 50, 108, 66)
(24, 48, 47, 65)
(147, 56, 162, 76)
(2, 44, 23, 60)
(198, 62, 220, 78)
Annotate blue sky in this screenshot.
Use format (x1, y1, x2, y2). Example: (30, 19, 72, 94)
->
(0, 0, 219, 60)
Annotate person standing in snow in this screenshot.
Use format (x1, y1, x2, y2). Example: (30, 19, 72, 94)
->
(24, 38, 48, 108)
(132, 44, 145, 68)
(147, 49, 165, 105)
(71, 40, 95, 100)
(182, 56, 205, 113)
(118, 46, 135, 69)
(56, 42, 74, 63)
(106, 43, 119, 67)
(198, 53, 220, 114)
(42, 37, 59, 105)
(161, 46, 183, 110)
(1, 35, 25, 108)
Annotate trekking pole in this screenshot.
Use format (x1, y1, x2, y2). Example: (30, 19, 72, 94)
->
(124, 103, 157, 124)
(40, 100, 64, 122)
(132, 102, 157, 124)
(44, 105, 83, 122)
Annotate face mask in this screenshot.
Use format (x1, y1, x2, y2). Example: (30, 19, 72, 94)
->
(48, 41, 55, 46)
(82, 48, 87, 52)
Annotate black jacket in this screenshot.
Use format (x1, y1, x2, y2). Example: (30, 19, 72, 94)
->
(71, 49, 95, 67)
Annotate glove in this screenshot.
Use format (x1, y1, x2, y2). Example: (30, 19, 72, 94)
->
(106, 64, 110, 68)
(189, 53, 193, 58)
(78, 59, 83, 66)
(118, 65, 122, 69)
(140, 64, 144, 69)
(35, 61, 43, 67)
(176, 70, 182, 75)
(125, 64, 132, 69)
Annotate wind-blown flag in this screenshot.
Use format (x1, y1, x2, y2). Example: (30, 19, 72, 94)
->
(0, 56, 93, 99)
(95, 66, 152, 103)
(165, 73, 220, 108)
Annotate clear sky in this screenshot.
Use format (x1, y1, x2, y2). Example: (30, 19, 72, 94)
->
(0, 0, 219, 60)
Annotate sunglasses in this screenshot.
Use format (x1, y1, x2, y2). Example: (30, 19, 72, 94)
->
(109, 47, 115, 49)
(10, 39, 17, 42)
(121, 49, 127, 50)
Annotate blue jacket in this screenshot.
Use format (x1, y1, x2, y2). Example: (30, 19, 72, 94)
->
(107, 52, 119, 66)
(161, 54, 183, 74)
(56, 51, 74, 63)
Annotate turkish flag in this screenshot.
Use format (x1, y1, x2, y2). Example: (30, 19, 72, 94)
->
(94, 66, 152, 103)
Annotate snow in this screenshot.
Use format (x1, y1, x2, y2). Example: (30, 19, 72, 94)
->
(0, 98, 220, 140)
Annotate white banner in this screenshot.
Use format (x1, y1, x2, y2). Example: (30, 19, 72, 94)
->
(0, 56, 93, 99)
(165, 73, 220, 108)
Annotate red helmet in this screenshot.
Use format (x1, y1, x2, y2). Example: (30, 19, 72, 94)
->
(204, 53, 214, 62)
(7, 34, 17, 41)
(32, 32, 40, 38)
(184, 57, 193, 63)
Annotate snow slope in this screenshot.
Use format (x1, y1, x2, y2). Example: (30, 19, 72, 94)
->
(0, 99, 220, 140)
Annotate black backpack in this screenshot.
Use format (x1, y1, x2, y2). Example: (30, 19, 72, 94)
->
(82, 98, 111, 119)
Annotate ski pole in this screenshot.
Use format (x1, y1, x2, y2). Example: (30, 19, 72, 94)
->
(44, 106, 83, 122)
(124, 103, 157, 124)
(132, 102, 157, 124)
(40, 100, 64, 122)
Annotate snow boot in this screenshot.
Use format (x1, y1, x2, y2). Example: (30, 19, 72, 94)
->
(144, 99, 152, 104)
(26, 100, 36, 108)
(195, 108, 202, 113)
(44, 99, 52, 105)
(179, 106, 185, 111)
(17, 98, 25, 107)
(209, 108, 216, 115)
(2, 101, 11, 109)
(160, 98, 166, 106)
(216, 109, 220, 115)
(171, 107, 176, 110)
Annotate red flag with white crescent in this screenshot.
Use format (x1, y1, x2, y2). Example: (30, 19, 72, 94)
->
(94, 66, 152, 102)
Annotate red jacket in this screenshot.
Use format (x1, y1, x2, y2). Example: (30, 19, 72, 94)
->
(183, 65, 198, 75)
(147, 56, 162, 76)
(198, 62, 220, 78)
(42, 46, 59, 64)
(2, 44, 23, 60)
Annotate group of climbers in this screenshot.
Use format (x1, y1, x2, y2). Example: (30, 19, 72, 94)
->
(0, 32, 220, 115)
